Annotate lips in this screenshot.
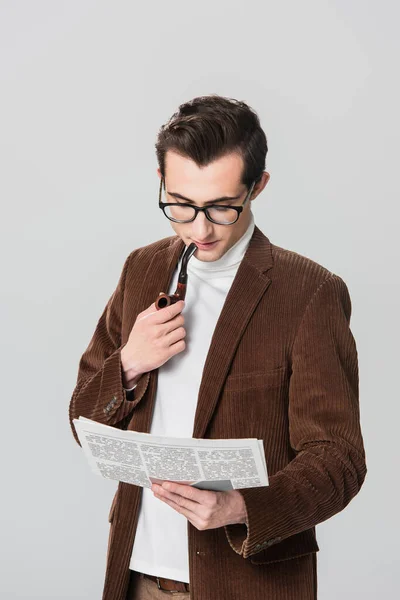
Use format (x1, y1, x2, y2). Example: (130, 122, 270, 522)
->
(193, 240, 219, 250)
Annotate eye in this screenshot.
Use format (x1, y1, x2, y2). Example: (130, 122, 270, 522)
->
(211, 205, 231, 212)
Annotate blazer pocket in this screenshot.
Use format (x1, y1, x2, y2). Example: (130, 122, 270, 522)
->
(224, 366, 287, 392)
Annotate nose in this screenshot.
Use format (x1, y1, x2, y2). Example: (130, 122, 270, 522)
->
(190, 210, 214, 241)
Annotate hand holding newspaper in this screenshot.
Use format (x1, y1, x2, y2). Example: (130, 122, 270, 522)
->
(73, 417, 269, 491)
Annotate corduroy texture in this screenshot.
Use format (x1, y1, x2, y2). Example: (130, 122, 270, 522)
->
(69, 226, 367, 600)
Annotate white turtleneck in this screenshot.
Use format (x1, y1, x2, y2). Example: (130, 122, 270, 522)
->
(129, 213, 256, 582)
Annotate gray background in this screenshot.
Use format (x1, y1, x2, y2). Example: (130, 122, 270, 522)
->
(1, 1, 398, 598)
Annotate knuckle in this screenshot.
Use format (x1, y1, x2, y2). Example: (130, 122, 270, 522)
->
(205, 508, 213, 520)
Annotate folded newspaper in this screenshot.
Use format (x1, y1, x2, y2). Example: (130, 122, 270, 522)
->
(73, 417, 269, 491)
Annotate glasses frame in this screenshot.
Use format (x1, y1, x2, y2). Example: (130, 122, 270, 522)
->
(158, 177, 256, 225)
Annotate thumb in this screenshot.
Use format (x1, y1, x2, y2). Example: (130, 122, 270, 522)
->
(140, 293, 166, 316)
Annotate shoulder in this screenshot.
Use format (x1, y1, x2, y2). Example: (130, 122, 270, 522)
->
(269, 241, 351, 315)
(271, 242, 333, 280)
(123, 233, 180, 273)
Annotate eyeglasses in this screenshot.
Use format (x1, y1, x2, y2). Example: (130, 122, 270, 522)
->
(158, 177, 256, 225)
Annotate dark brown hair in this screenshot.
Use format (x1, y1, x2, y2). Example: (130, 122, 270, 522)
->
(155, 94, 268, 189)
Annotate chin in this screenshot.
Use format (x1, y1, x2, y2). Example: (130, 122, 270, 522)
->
(196, 247, 226, 262)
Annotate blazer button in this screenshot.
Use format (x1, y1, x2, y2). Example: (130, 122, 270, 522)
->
(266, 537, 282, 546)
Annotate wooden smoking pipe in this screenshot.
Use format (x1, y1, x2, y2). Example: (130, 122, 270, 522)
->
(155, 242, 198, 310)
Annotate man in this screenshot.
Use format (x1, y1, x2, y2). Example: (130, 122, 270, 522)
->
(69, 95, 367, 600)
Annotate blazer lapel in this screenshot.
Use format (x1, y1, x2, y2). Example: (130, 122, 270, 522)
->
(134, 226, 274, 439)
(131, 236, 185, 433)
(192, 225, 274, 439)
(139, 237, 185, 311)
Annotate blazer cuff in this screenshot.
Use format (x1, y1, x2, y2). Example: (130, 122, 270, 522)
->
(69, 346, 150, 445)
(102, 346, 150, 416)
(93, 346, 151, 420)
(225, 486, 282, 558)
(123, 383, 138, 392)
(123, 370, 151, 405)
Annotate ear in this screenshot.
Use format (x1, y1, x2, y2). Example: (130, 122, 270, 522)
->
(157, 167, 162, 180)
(251, 171, 270, 200)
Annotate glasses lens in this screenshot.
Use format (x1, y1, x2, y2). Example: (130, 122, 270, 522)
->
(207, 206, 238, 224)
(164, 204, 196, 222)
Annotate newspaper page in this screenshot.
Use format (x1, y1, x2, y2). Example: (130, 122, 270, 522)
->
(73, 417, 268, 491)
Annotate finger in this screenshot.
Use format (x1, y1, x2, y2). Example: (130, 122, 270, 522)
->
(161, 481, 210, 504)
(137, 307, 159, 322)
(153, 491, 204, 528)
(153, 300, 185, 324)
(136, 296, 182, 323)
(168, 338, 186, 357)
(136, 299, 163, 322)
(162, 313, 185, 336)
(165, 326, 186, 347)
(152, 484, 200, 513)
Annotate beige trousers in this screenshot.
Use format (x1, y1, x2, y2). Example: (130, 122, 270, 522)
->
(126, 571, 190, 600)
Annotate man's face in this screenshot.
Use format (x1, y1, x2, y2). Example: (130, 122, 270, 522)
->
(158, 150, 269, 262)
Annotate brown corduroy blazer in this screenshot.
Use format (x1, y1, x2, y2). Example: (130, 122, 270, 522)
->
(69, 225, 367, 600)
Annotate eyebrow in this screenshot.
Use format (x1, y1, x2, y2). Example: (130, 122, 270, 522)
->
(166, 191, 242, 205)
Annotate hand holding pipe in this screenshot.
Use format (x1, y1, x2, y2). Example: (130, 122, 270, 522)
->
(155, 242, 198, 310)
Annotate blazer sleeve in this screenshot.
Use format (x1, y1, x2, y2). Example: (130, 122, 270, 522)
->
(225, 274, 367, 558)
(68, 251, 150, 447)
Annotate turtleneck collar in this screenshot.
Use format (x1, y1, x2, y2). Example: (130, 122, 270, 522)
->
(186, 212, 255, 273)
